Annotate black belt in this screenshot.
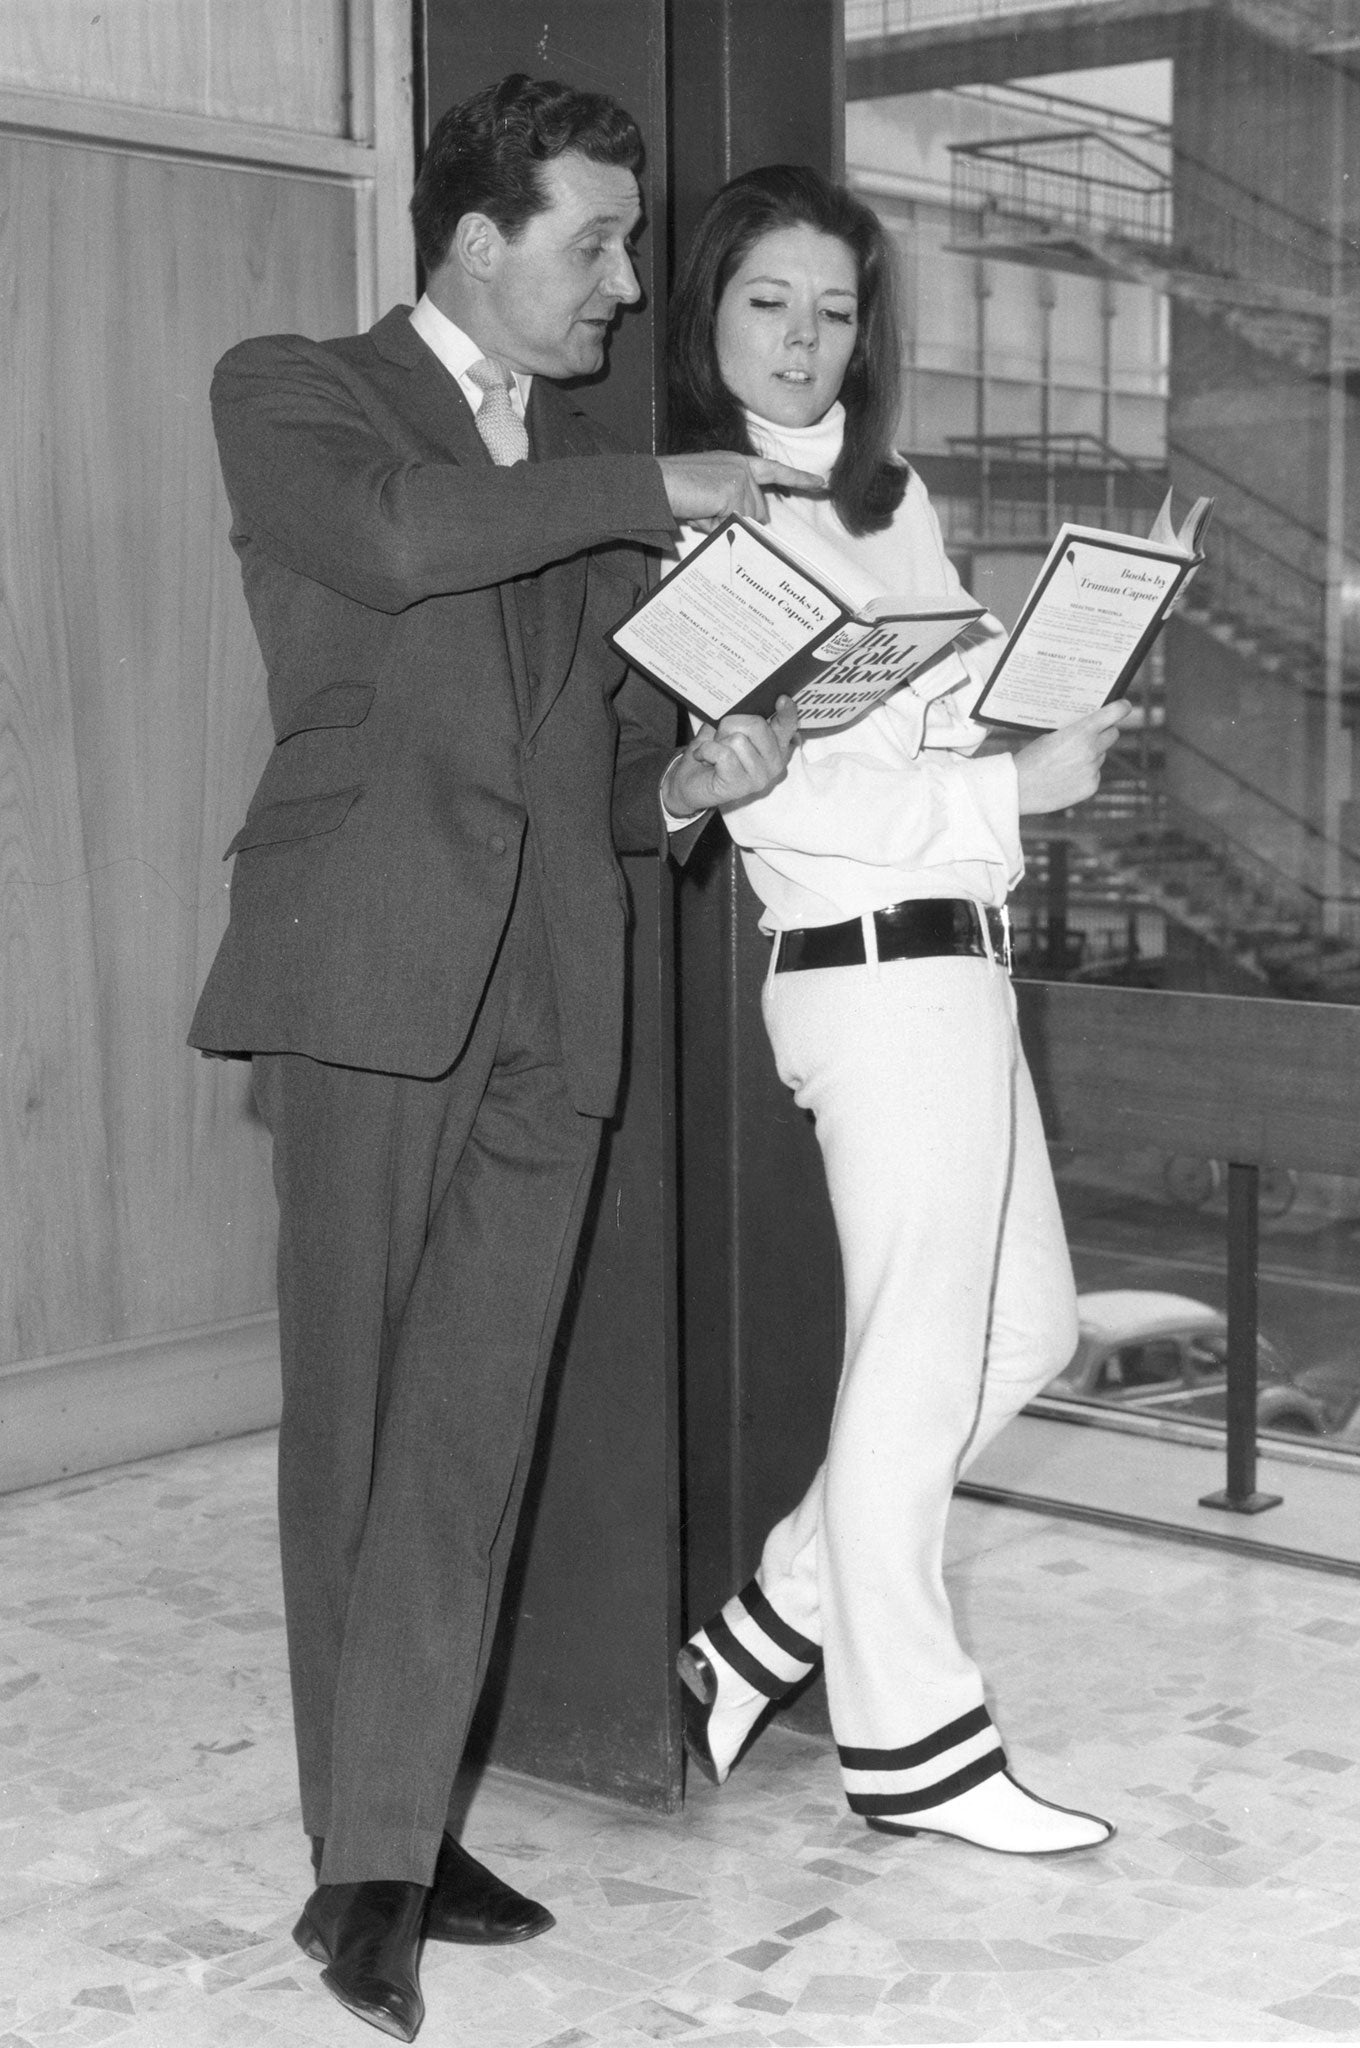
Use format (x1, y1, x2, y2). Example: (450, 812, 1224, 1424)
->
(773, 898, 1010, 973)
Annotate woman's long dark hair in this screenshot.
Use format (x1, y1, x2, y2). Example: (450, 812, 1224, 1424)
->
(666, 165, 907, 536)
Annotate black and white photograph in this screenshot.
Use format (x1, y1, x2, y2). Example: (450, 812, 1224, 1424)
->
(1, 3, 1359, 2044)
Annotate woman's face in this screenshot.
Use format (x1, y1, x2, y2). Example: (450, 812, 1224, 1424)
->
(714, 224, 860, 431)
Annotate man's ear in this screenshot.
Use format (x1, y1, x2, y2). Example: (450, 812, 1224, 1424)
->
(452, 211, 503, 283)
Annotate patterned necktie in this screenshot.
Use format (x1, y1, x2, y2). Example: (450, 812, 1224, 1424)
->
(467, 357, 529, 466)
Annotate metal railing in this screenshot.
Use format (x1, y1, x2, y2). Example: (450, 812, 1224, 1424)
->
(948, 129, 1350, 300)
(927, 430, 1335, 675)
(1174, 151, 1347, 300)
(1158, 734, 1360, 914)
(846, 0, 1127, 34)
(930, 433, 1162, 538)
(1186, 522, 1328, 671)
(846, 0, 1354, 50)
(951, 130, 1172, 247)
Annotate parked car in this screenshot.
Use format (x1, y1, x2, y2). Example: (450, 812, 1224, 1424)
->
(1287, 1360, 1360, 1446)
(1043, 1290, 1332, 1435)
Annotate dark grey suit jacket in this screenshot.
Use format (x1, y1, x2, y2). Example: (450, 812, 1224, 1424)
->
(190, 306, 684, 1115)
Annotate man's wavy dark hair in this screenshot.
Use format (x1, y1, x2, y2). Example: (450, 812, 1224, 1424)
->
(411, 73, 645, 274)
(666, 165, 907, 536)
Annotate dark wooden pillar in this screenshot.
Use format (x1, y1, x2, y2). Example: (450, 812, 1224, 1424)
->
(421, 0, 845, 1805)
(668, 0, 846, 250)
(667, 2, 846, 1642)
(423, 0, 681, 1810)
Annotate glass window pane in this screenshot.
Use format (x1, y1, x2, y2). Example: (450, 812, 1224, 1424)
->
(846, 2, 1360, 1003)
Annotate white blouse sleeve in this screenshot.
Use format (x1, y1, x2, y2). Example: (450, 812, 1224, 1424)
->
(722, 723, 1022, 883)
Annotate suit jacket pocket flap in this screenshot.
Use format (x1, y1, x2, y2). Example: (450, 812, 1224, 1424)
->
(224, 785, 361, 858)
(276, 682, 376, 741)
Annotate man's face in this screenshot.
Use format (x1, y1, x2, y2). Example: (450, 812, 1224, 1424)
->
(476, 153, 643, 379)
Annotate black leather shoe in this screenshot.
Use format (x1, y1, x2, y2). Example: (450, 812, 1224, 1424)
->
(309, 1833, 553, 1946)
(425, 1833, 555, 1944)
(293, 1880, 426, 2041)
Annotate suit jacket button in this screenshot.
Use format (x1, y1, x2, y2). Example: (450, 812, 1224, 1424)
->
(489, 833, 507, 855)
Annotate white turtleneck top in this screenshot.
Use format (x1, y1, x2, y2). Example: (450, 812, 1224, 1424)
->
(683, 403, 1024, 930)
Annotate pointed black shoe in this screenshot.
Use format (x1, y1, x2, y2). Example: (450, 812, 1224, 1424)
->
(293, 1880, 426, 2041)
(426, 1832, 555, 1944)
(310, 1833, 554, 1945)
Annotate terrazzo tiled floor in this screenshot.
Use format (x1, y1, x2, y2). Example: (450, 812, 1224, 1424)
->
(3, 1435, 1360, 2046)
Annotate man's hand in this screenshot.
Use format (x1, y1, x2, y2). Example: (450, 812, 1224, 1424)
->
(663, 698, 799, 819)
(658, 452, 825, 525)
(1015, 700, 1134, 815)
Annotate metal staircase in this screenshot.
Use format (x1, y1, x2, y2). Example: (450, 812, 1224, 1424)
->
(906, 66, 1360, 991)
(846, 0, 1360, 66)
(944, 98, 1360, 376)
(1014, 751, 1360, 1002)
(916, 432, 1360, 997)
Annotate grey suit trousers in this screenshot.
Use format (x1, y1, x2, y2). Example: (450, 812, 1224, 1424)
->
(253, 857, 600, 1885)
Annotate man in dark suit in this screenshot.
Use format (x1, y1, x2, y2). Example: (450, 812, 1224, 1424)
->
(190, 73, 815, 2042)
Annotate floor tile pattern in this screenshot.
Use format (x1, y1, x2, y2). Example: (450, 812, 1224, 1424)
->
(2, 1433, 1359, 2043)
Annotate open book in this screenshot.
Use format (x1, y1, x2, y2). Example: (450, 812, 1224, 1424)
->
(610, 514, 985, 732)
(972, 492, 1214, 733)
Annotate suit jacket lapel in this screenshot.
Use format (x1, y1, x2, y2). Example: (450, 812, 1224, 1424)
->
(367, 313, 591, 737)
(369, 305, 491, 469)
(370, 308, 537, 723)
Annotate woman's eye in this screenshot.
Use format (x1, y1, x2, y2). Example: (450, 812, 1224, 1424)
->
(748, 297, 786, 311)
(823, 309, 855, 325)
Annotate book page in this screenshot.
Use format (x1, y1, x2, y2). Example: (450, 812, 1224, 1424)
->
(977, 535, 1184, 730)
(613, 522, 841, 722)
(793, 614, 978, 731)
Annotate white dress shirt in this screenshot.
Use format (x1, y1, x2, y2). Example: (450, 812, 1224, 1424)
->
(409, 295, 532, 422)
(704, 406, 1024, 930)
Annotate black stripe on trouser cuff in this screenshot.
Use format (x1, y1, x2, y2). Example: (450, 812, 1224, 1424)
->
(846, 1747, 1007, 1816)
(837, 1702, 994, 1773)
(737, 1579, 820, 1668)
(705, 1613, 788, 1699)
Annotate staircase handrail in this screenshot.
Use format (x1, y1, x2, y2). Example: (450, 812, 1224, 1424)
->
(1087, 764, 1339, 938)
(1201, 514, 1323, 602)
(951, 135, 1173, 248)
(933, 432, 1335, 658)
(1170, 142, 1346, 281)
(952, 127, 1169, 189)
(1166, 437, 1331, 551)
(949, 105, 1351, 298)
(938, 433, 1321, 600)
(952, 78, 1326, 264)
(1147, 729, 1360, 874)
(954, 80, 1171, 150)
(1187, 516, 1335, 667)
(946, 430, 1168, 493)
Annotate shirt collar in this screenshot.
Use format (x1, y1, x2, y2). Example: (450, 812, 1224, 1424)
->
(409, 295, 533, 412)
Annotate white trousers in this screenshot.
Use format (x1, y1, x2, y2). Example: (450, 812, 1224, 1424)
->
(708, 934, 1078, 1819)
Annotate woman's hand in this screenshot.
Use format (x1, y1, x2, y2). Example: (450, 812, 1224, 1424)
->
(1015, 700, 1134, 815)
(658, 452, 825, 525)
(663, 698, 800, 818)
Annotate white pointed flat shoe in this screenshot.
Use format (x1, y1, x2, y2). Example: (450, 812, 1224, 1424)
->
(866, 1770, 1115, 1857)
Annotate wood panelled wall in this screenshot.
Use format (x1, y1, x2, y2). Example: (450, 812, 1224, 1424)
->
(0, 3, 353, 132)
(0, 0, 414, 1490)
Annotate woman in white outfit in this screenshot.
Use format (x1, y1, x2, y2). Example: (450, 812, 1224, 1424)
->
(670, 166, 1130, 1857)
